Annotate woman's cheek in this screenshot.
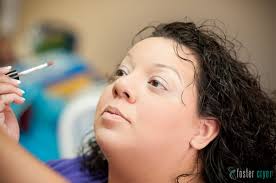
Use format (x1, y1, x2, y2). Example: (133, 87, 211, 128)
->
(95, 86, 113, 119)
(137, 98, 195, 143)
(136, 102, 178, 136)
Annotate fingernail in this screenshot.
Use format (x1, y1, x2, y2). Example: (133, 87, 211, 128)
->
(1, 66, 12, 74)
(3, 66, 12, 70)
(21, 97, 25, 102)
(19, 89, 25, 94)
(12, 79, 21, 84)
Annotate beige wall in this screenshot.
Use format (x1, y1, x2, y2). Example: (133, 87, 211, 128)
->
(15, 0, 275, 90)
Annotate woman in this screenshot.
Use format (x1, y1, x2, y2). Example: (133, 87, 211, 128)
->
(0, 21, 275, 183)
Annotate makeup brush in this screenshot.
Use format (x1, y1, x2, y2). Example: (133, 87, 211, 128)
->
(5, 61, 54, 80)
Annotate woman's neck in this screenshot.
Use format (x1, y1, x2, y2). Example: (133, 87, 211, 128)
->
(106, 148, 203, 183)
(107, 163, 204, 183)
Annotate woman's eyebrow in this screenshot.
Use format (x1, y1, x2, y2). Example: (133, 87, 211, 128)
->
(124, 53, 135, 67)
(125, 53, 183, 83)
(152, 63, 183, 83)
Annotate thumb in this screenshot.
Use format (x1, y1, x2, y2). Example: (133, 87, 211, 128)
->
(4, 106, 19, 141)
(0, 101, 6, 126)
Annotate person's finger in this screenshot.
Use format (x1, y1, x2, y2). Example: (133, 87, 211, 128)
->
(0, 112, 6, 126)
(0, 93, 25, 105)
(0, 74, 21, 86)
(0, 83, 24, 96)
(3, 105, 19, 141)
(0, 66, 12, 74)
(0, 98, 7, 129)
(0, 101, 6, 127)
(0, 100, 5, 112)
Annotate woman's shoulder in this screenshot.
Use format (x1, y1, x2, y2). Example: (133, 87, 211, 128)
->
(46, 156, 107, 183)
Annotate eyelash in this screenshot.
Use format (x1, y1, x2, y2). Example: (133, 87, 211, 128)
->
(107, 68, 168, 90)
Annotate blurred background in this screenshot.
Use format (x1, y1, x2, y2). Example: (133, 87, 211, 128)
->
(0, 0, 275, 162)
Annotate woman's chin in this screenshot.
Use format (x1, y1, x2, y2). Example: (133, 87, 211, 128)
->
(94, 117, 131, 139)
(95, 127, 135, 159)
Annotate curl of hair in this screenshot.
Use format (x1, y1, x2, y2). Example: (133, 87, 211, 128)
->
(80, 20, 276, 183)
(80, 136, 108, 181)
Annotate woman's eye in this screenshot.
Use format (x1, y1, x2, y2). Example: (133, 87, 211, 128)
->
(107, 68, 127, 83)
(148, 79, 167, 90)
(115, 68, 127, 77)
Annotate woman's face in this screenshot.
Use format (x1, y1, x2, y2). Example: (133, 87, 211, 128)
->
(94, 37, 201, 169)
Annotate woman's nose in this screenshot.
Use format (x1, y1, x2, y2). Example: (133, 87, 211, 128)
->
(112, 77, 136, 104)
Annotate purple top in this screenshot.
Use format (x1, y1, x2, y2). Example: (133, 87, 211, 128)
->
(47, 157, 107, 183)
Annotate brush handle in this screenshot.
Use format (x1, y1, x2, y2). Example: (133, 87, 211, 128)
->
(5, 70, 20, 80)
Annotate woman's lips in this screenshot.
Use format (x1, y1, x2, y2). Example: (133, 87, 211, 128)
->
(101, 105, 131, 123)
(101, 111, 129, 123)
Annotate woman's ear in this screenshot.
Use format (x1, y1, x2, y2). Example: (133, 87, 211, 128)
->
(190, 118, 220, 150)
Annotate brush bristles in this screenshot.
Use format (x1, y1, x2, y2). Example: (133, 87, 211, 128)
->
(47, 61, 54, 66)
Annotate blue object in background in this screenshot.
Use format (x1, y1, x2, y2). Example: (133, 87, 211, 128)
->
(10, 50, 97, 162)
(7, 25, 101, 161)
(12, 80, 65, 162)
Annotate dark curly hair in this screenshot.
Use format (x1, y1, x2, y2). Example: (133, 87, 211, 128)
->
(80, 20, 276, 183)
